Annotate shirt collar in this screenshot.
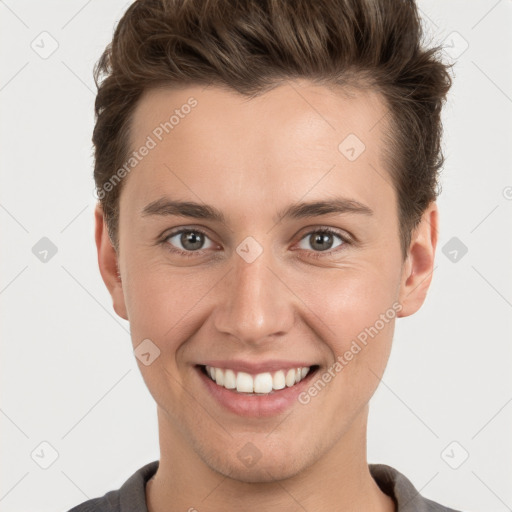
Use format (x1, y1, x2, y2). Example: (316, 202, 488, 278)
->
(116, 460, 458, 512)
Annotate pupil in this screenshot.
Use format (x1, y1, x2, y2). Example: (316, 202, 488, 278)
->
(312, 233, 332, 251)
(182, 231, 203, 250)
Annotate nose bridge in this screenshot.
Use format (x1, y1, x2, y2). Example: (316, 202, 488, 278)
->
(213, 243, 293, 345)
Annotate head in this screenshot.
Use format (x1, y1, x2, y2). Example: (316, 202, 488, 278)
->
(94, 0, 451, 482)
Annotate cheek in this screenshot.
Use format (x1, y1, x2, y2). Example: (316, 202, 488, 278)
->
(122, 267, 204, 412)
(297, 262, 399, 387)
(298, 260, 399, 338)
(122, 261, 219, 358)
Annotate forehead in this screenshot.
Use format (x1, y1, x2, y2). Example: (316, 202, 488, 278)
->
(130, 80, 388, 153)
(123, 80, 395, 222)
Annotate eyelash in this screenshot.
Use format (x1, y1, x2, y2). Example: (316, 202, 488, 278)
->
(160, 226, 352, 260)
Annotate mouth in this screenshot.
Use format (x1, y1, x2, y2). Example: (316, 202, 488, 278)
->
(198, 364, 320, 395)
(194, 362, 321, 417)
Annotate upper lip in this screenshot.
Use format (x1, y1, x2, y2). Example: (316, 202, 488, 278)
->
(198, 359, 317, 374)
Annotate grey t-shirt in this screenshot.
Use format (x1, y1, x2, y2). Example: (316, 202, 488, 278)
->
(67, 460, 463, 512)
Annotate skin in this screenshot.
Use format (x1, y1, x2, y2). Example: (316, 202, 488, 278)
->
(95, 79, 438, 512)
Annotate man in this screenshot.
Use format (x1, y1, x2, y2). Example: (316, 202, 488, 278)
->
(70, 0, 462, 510)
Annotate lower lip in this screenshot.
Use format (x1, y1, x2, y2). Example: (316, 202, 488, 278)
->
(196, 365, 318, 418)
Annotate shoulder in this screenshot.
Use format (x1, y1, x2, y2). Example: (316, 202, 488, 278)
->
(67, 492, 118, 512)
(66, 460, 159, 512)
(369, 463, 464, 512)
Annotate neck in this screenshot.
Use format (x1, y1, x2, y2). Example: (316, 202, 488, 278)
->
(146, 405, 395, 512)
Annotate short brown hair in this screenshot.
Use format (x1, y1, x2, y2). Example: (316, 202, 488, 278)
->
(92, 0, 452, 260)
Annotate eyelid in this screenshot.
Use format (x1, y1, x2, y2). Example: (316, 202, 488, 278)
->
(160, 224, 214, 241)
(295, 225, 354, 244)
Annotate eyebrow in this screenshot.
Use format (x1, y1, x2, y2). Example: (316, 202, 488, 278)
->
(141, 196, 374, 224)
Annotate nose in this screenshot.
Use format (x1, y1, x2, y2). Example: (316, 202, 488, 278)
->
(212, 246, 295, 347)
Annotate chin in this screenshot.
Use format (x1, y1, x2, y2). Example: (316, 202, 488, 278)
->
(199, 440, 313, 484)
(216, 457, 305, 484)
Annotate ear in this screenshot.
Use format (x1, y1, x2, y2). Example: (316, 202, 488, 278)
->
(397, 201, 438, 318)
(94, 203, 128, 320)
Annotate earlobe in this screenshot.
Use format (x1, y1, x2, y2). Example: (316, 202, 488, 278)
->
(94, 204, 129, 320)
(397, 202, 438, 318)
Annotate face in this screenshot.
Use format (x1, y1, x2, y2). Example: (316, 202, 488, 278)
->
(96, 80, 437, 482)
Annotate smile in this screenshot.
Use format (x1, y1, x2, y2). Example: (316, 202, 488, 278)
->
(202, 365, 315, 394)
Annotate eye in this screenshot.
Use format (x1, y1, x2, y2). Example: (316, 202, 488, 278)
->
(161, 226, 351, 259)
(296, 227, 349, 258)
(163, 228, 216, 257)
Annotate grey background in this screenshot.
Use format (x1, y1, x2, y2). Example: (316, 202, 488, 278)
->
(0, 1, 511, 511)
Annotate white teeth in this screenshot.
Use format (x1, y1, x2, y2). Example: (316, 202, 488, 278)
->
(204, 365, 312, 394)
(215, 369, 224, 387)
(285, 368, 296, 387)
(224, 369, 236, 389)
(236, 372, 254, 393)
(272, 370, 286, 390)
(254, 372, 273, 393)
